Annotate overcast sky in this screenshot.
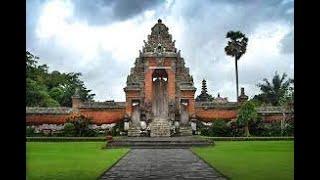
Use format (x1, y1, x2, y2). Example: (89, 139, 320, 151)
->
(26, 0, 294, 102)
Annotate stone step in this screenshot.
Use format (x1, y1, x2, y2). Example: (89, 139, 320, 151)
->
(128, 127, 141, 137)
(178, 126, 193, 136)
(107, 136, 213, 148)
(107, 142, 212, 148)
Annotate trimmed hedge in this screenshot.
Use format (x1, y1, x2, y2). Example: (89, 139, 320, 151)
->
(26, 137, 107, 142)
(199, 136, 294, 141)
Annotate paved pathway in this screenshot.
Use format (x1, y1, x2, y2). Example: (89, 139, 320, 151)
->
(100, 149, 227, 180)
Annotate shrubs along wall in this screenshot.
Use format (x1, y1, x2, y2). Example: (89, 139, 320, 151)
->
(196, 118, 294, 137)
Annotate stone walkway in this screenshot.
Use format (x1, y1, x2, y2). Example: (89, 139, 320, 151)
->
(100, 149, 226, 180)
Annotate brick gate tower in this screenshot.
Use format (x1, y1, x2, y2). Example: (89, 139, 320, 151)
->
(124, 19, 196, 136)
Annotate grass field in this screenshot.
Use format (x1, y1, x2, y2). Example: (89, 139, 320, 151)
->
(192, 141, 294, 180)
(26, 142, 129, 180)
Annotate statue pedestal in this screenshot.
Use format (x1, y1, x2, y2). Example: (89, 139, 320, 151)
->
(128, 127, 141, 137)
(150, 117, 171, 137)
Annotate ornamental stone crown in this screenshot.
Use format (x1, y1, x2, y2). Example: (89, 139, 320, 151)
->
(142, 19, 177, 53)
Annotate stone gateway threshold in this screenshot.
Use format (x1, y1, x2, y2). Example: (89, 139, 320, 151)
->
(100, 149, 227, 180)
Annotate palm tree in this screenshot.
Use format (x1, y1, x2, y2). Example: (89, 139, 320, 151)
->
(225, 31, 248, 100)
(256, 72, 293, 106)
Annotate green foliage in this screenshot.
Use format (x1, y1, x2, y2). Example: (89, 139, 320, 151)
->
(26, 51, 95, 107)
(210, 120, 229, 136)
(196, 121, 210, 136)
(62, 123, 76, 137)
(250, 120, 294, 137)
(197, 120, 243, 137)
(229, 121, 244, 137)
(254, 72, 294, 106)
(237, 101, 258, 136)
(26, 78, 59, 107)
(106, 121, 125, 136)
(64, 115, 98, 137)
(237, 101, 258, 126)
(26, 126, 37, 137)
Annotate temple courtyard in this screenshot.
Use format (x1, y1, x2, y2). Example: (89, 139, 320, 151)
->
(26, 140, 293, 180)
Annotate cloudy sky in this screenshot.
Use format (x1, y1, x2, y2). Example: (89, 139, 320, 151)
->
(26, 0, 294, 102)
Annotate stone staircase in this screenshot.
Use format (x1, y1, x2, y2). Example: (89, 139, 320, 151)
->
(149, 118, 171, 137)
(107, 136, 213, 149)
(179, 126, 192, 136)
(128, 127, 141, 137)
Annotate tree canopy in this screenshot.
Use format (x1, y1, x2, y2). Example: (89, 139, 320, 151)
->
(237, 101, 258, 137)
(225, 31, 248, 60)
(253, 72, 293, 106)
(26, 51, 95, 107)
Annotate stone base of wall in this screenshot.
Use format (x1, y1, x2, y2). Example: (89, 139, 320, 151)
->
(27, 123, 117, 134)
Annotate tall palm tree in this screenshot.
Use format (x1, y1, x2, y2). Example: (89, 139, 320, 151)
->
(225, 31, 248, 100)
(256, 72, 293, 106)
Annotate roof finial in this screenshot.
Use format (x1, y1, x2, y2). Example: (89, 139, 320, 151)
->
(158, 18, 162, 23)
(218, 93, 220, 98)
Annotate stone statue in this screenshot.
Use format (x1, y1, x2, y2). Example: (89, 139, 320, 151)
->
(127, 74, 139, 86)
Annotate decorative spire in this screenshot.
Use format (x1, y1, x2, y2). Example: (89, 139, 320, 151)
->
(240, 87, 245, 96)
(201, 79, 208, 94)
(238, 87, 248, 103)
(196, 79, 214, 102)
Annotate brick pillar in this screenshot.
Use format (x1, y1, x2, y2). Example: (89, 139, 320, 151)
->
(125, 98, 132, 116)
(71, 95, 82, 111)
(144, 69, 153, 102)
(188, 98, 195, 115)
(167, 69, 175, 101)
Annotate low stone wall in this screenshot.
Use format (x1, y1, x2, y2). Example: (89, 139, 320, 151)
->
(195, 104, 292, 122)
(200, 136, 294, 141)
(26, 105, 293, 132)
(26, 106, 125, 126)
(26, 137, 107, 142)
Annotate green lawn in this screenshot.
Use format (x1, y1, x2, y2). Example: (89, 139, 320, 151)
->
(26, 142, 129, 180)
(193, 141, 293, 180)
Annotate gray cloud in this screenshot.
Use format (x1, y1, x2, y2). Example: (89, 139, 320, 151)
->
(26, 0, 44, 49)
(279, 30, 294, 54)
(164, 0, 293, 100)
(26, 0, 294, 101)
(72, 0, 164, 25)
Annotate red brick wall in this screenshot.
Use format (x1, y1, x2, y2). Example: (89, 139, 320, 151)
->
(195, 108, 238, 121)
(26, 108, 285, 125)
(79, 109, 125, 125)
(26, 108, 126, 125)
(262, 114, 284, 122)
(26, 114, 71, 125)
